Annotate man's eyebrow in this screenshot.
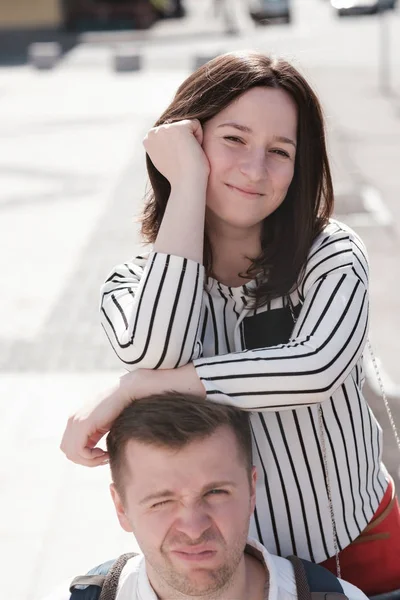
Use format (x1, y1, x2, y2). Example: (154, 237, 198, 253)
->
(139, 481, 236, 506)
(202, 480, 236, 491)
(217, 122, 296, 148)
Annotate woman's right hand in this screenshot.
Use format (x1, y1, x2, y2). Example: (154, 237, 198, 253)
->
(143, 119, 210, 187)
(60, 378, 134, 467)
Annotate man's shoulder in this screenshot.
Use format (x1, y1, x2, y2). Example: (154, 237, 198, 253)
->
(268, 554, 368, 600)
(247, 539, 368, 600)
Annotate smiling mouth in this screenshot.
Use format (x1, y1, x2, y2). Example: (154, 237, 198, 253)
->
(226, 184, 263, 197)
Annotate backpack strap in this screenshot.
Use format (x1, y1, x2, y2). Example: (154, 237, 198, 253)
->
(69, 553, 138, 600)
(99, 553, 137, 600)
(287, 556, 348, 600)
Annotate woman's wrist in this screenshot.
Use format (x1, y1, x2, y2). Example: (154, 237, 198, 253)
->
(119, 365, 206, 401)
(170, 173, 208, 193)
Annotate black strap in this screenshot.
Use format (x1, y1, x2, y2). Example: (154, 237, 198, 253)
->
(287, 556, 348, 600)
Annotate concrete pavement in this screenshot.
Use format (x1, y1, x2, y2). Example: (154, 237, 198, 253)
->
(1, 2, 400, 598)
(0, 66, 186, 599)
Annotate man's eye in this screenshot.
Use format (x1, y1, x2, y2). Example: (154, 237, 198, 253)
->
(206, 489, 229, 497)
(151, 500, 171, 509)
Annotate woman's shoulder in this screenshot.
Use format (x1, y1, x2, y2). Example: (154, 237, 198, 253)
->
(297, 219, 369, 292)
(311, 219, 368, 256)
(308, 219, 368, 272)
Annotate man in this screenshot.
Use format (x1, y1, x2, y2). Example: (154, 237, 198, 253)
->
(46, 392, 367, 599)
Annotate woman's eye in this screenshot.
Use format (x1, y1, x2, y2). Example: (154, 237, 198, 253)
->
(271, 148, 290, 158)
(224, 136, 244, 144)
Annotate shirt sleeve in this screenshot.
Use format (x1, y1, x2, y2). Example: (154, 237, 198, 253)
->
(193, 224, 369, 410)
(100, 252, 205, 369)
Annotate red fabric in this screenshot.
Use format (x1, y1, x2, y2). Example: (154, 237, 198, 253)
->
(320, 479, 400, 595)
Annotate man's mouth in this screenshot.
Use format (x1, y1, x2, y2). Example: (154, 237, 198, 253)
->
(170, 544, 219, 562)
(171, 549, 218, 562)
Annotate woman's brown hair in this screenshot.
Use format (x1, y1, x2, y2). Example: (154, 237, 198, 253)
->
(141, 51, 334, 306)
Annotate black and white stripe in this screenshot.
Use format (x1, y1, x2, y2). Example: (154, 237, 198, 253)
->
(100, 219, 388, 563)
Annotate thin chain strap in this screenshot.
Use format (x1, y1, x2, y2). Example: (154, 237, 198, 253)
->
(317, 405, 341, 578)
(287, 296, 341, 578)
(367, 339, 400, 452)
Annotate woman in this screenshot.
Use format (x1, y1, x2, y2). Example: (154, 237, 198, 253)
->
(62, 51, 400, 595)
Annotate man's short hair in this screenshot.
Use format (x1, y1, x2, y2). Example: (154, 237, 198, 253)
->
(106, 392, 253, 494)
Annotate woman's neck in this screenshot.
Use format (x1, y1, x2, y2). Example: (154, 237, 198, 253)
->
(207, 221, 262, 287)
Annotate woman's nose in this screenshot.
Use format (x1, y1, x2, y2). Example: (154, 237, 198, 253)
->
(239, 149, 267, 182)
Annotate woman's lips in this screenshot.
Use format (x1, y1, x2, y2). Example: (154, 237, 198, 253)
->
(226, 184, 263, 197)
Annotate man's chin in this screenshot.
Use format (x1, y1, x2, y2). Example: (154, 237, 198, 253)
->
(165, 568, 229, 597)
(165, 553, 230, 591)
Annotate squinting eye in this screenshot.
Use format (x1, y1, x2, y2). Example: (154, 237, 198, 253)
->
(151, 500, 171, 509)
(224, 136, 244, 144)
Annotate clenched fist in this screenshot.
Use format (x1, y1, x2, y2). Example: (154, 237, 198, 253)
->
(143, 119, 210, 187)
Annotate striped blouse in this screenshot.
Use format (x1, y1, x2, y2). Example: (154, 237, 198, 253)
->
(100, 219, 389, 563)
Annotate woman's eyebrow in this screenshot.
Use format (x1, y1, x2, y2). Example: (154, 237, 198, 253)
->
(217, 122, 296, 147)
(217, 121, 252, 133)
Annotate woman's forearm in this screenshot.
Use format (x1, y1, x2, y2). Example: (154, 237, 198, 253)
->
(121, 363, 206, 401)
(153, 177, 207, 264)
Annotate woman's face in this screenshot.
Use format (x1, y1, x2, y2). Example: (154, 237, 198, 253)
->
(202, 86, 297, 233)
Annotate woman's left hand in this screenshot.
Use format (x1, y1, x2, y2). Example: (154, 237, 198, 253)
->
(60, 364, 206, 467)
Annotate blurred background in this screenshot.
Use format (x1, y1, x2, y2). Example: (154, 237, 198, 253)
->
(0, 1, 399, 598)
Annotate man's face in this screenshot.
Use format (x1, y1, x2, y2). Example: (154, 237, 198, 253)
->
(110, 426, 256, 597)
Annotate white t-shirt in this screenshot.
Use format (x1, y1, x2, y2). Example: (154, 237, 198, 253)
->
(45, 538, 368, 600)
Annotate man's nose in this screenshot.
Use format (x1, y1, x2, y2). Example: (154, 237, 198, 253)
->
(175, 505, 212, 541)
(239, 149, 267, 182)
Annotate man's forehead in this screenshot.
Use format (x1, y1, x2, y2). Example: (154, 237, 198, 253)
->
(122, 429, 244, 495)
(124, 425, 241, 466)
